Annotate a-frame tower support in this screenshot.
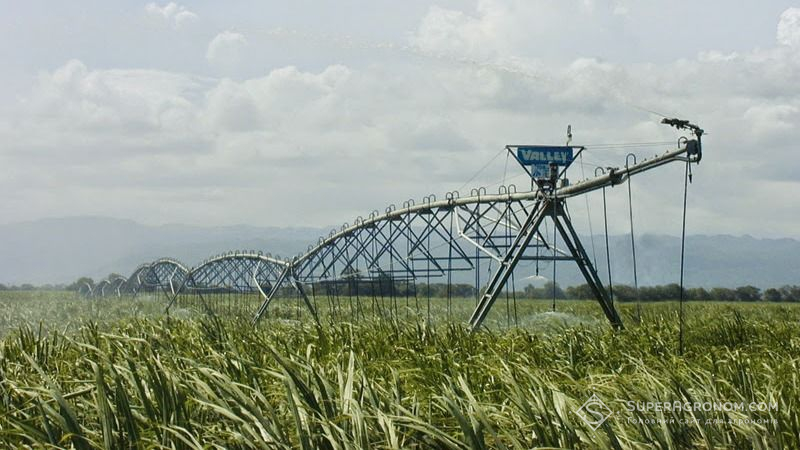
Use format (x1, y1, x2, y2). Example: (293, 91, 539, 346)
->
(469, 196, 623, 331)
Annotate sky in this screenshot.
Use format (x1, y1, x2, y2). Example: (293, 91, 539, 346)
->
(1, 0, 799, 238)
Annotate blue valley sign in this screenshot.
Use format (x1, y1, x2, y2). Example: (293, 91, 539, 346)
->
(514, 146, 576, 178)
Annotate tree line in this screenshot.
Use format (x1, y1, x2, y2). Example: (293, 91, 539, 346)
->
(5, 276, 800, 303)
(306, 278, 800, 303)
(0, 283, 65, 291)
(562, 283, 800, 302)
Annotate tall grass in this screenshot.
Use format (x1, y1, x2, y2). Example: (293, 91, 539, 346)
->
(0, 292, 798, 448)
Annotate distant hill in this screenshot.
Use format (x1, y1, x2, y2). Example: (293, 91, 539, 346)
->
(0, 217, 797, 288)
(0, 217, 323, 285)
(568, 233, 800, 289)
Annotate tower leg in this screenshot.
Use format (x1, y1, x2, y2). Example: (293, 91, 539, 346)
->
(553, 209, 623, 329)
(252, 264, 290, 324)
(469, 198, 624, 331)
(469, 199, 547, 329)
(290, 276, 321, 327)
(252, 265, 320, 326)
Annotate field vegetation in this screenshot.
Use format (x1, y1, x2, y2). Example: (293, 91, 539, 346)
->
(0, 291, 798, 448)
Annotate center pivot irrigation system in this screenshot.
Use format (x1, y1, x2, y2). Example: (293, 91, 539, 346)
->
(98, 118, 704, 331)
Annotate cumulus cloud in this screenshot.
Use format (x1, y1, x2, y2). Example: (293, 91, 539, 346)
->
(19, 59, 209, 137)
(2, 2, 800, 238)
(412, 6, 499, 59)
(2, 61, 422, 225)
(206, 31, 248, 66)
(410, 0, 638, 62)
(411, 0, 529, 60)
(777, 7, 800, 47)
(145, 2, 197, 28)
(612, 2, 630, 16)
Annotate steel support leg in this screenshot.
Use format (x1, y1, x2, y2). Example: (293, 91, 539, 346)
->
(469, 198, 624, 331)
(553, 207, 623, 329)
(252, 264, 291, 324)
(469, 200, 548, 329)
(290, 276, 321, 327)
(252, 264, 320, 326)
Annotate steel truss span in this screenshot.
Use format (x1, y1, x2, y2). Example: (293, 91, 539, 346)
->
(163, 252, 293, 313)
(91, 275, 127, 298)
(248, 138, 700, 329)
(94, 126, 703, 332)
(112, 259, 189, 297)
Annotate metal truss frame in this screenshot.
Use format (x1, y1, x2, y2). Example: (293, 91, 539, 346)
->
(90, 275, 128, 298)
(120, 259, 189, 300)
(162, 252, 321, 325)
(250, 139, 701, 328)
(110, 130, 701, 332)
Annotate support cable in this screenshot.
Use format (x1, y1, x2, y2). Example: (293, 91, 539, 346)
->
(388, 224, 398, 321)
(580, 151, 599, 268)
(626, 155, 641, 323)
(503, 155, 519, 326)
(369, 244, 378, 319)
(504, 166, 512, 325)
(343, 243, 354, 321)
(332, 258, 340, 320)
(511, 268, 518, 327)
(457, 147, 506, 192)
(505, 222, 511, 327)
(406, 229, 413, 319)
(295, 282, 301, 321)
(426, 232, 432, 325)
(505, 276, 511, 327)
(310, 280, 318, 319)
(355, 252, 362, 321)
(447, 212, 454, 322)
(602, 186, 614, 308)
(411, 253, 419, 318)
(552, 197, 558, 312)
(679, 160, 691, 356)
(475, 244, 480, 308)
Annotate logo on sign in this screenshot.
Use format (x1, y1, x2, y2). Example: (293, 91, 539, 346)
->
(516, 146, 574, 166)
(514, 146, 574, 179)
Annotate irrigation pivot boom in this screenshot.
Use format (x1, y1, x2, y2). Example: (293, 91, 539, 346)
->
(469, 119, 704, 330)
(112, 118, 702, 331)
(244, 119, 705, 329)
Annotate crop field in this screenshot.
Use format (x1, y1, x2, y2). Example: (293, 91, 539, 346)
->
(0, 291, 798, 449)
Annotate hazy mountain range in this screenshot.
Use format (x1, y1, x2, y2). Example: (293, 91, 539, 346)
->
(0, 217, 797, 289)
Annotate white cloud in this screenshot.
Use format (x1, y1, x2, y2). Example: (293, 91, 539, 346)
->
(412, 6, 499, 59)
(2, 2, 800, 239)
(410, 0, 640, 62)
(777, 7, 800, 47)
(145, 2, 197, 28)
(580, 0, 629, 15)
(20, 59, 209, 136)
(612, 2, 630, 16)
(206, 31, 248, 66)
(411, 0, 529, 60)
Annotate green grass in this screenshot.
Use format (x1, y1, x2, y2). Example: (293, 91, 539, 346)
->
(0, 291, 171, 338)
(0, 291, 798, 448)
